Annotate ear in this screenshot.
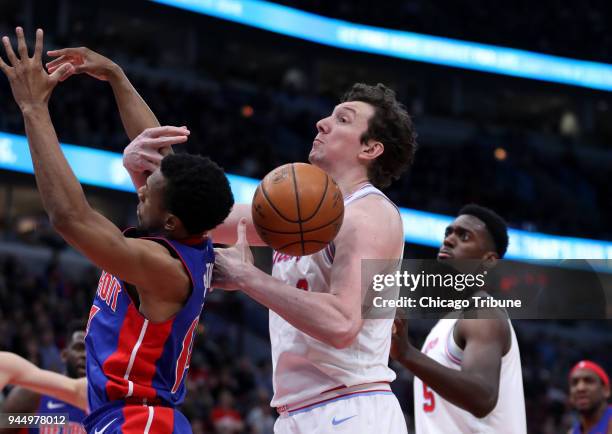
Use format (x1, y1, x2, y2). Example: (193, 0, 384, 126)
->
(604, 384, 611, 400)
(482, 251, 499, 270)
(359, 140, 384, 162)
(164, 214, 179, 232)
(60, 348, 68, 363)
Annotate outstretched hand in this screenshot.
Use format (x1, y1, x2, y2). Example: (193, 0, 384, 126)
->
(45, 46, 119, 82)
(212, 218, 255, 291)
(123, 126, 190, 174)
(0, 27, 73, 112)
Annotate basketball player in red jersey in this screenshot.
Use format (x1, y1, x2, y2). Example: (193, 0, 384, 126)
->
(0, 28, 233, 433)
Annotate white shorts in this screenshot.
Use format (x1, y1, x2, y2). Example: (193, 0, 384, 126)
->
(274, 392, 407, 434)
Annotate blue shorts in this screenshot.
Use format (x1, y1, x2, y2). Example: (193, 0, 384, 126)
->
(84, 401, 191, 433)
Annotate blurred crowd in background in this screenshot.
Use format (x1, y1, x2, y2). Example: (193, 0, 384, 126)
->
(0, 1, 611, 433)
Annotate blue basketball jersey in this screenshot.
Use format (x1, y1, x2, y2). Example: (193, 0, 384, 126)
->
(28, 394, 86, 433)
(83, 229, 213, 428)
(572, 406, 612, 434)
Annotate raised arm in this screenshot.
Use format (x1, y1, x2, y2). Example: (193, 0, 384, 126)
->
(391, 317, 509, 418)
(0, 28, 190, 311)
(0, 352, 87, 412)
(46, 46, 159, 140)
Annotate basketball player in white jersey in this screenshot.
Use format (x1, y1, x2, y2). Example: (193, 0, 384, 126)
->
(391, 204, 526, 434)
(47, 48, 417, 432)
(212, 83, 417, 434)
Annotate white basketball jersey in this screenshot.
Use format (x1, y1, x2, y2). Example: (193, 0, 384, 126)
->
(413, 318, 527, 434)
(269, 184, 402, 407)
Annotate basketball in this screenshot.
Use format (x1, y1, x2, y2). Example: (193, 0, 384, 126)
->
(251, 163, 344, 256)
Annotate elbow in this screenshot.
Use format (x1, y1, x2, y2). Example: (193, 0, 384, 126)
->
(329, 321, 361, 350)
(49, 212, 79, 234)
(468, 390, 498, 418)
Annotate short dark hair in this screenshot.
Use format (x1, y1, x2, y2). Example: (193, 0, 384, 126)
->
(161, 154, 234, 235)
(459, 204, 509, 258)
(341, 83, 417, 188)
(65, 319, 86, 343)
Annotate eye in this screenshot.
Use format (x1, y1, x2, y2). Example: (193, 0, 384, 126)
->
(461, 233, 469, 241)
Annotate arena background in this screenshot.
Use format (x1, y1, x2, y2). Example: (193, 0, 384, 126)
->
(0, 0, 611, 432)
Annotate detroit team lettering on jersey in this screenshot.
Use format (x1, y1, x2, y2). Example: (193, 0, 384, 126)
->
(21, 394, 86, 434)
(84, 228, 214, 420)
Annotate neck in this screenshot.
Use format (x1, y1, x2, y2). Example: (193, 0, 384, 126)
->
(580, 402, 608, 432)
(332, 171, 371, 198)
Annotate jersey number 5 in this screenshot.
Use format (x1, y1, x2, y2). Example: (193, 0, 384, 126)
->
(423, 383, 435, 412)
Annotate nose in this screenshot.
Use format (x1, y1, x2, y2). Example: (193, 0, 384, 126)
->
(316, 116, 331, 134)
(443, 233, 456, 248)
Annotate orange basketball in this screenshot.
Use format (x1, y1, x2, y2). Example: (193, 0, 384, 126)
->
(251, 163, 344, 256)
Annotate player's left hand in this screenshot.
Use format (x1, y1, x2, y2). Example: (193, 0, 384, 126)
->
(212, 218, 255, 291)
(0, 28, 73, 112)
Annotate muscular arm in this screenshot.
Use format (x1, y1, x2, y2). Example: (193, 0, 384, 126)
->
(229, 196, 403, 348)
(0, 353, 87, 412)
(24, 106, 187, 293)
(395, 318, 509, 418)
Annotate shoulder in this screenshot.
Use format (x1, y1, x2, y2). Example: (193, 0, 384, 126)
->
(456, 316, 510, 352)
(343, 194, 402, 237)
(336, 195, 402, 258)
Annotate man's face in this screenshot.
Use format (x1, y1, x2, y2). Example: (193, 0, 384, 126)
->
(62, 331, 86, 378)
(438, 215, 496, 261)
(309, 101, 375, 171)
(136, 169, 168, 232)
(569, 368, 610, 413)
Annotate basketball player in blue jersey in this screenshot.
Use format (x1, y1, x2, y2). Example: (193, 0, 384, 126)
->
(0, 327, 87, 433)
(0, 28, 234, 434)
(569, 360, 612, 434)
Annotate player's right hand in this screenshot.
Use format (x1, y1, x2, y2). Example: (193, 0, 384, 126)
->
(45, 46, 119, 82)
(123, 126, 190, 174)
(390, 317, 412, 362)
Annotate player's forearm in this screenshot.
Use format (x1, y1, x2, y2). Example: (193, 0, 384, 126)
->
(22, 106, 90, 225)
(240, 267, 361, 348)
(108, 66, 160, 140)
(397, 346, 498, 417)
